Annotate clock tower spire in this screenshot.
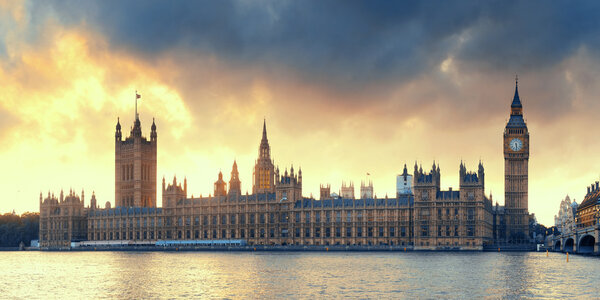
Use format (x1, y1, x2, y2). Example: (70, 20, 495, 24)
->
(503, 77, 530, 244)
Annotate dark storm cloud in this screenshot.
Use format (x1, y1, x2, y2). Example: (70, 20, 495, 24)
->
(29, 0, 600, 86)
(36, 1, 600, 82)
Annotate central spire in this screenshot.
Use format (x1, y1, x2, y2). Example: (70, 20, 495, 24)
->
(259, 119, 270, 160)
(262, 118, 268, 142)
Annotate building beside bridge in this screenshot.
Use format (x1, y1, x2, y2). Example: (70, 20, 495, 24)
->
(551, 182, 599, 254)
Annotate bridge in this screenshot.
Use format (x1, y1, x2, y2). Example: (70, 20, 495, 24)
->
(551, 225, 599, 255)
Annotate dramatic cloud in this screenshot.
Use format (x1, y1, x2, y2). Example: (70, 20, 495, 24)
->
(1, 1, 600, 225)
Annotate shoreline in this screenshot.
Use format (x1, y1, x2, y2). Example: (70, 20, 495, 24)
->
(26, 245, 538, 252)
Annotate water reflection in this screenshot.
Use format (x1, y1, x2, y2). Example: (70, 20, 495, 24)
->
(0, 251, 597, 298)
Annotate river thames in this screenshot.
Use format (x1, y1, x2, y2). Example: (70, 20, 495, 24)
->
(0, 251, 597, 299)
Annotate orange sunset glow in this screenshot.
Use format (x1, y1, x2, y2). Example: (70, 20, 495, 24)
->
(2, 1, 600, 226)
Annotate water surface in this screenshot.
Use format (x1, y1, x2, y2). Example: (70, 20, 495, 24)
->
(0, 251, 596, 299)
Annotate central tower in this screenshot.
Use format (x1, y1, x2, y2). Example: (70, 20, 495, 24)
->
(253, 120, 275, 194)
(115, 94, 157, 208)
(503, 78, 530, 243)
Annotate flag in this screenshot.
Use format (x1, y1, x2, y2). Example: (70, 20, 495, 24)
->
(136, 92, 141, 99)
(366, 172, 370, 176)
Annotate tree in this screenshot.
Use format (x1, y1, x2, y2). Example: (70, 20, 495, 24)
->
(0, 212, 39, 247)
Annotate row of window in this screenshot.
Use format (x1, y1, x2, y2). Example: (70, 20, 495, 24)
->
(420, 225, 475, 237)
(89, 226, 414, 241)
(89, 211, 417, 229)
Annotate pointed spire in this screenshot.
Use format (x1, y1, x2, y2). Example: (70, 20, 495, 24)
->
(511, 75, 522, 109)
(262, 118, 267, 141)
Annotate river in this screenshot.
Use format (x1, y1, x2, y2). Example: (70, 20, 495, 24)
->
(0, 251, 597, 299)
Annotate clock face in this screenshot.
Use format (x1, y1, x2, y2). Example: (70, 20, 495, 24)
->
(509, 138, 523, 151)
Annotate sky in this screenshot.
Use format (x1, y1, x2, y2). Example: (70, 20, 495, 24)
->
(1, 1, 600, 225)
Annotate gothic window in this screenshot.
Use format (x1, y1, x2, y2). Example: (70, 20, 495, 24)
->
(467, 208, 475, 220)
(467, 226, 474, 237)
(421, 225, 429, 237)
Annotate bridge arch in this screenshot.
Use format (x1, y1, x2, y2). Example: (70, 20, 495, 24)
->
(578, 235, 595, 254)
(554, 240, 561, 251)
(564, 238, 575, 253)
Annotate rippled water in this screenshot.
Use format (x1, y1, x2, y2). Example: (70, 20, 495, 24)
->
(0, 251, 597, 299)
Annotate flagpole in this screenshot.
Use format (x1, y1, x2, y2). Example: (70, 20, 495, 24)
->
(135, 90, 138, 120)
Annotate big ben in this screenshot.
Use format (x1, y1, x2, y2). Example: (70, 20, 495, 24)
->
(503, 78, 529, 243)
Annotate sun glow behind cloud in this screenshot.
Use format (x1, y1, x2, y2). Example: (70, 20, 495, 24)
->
(2, 2, 600, 226)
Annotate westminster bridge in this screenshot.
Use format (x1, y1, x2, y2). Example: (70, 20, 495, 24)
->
(551, 225, 599, 255)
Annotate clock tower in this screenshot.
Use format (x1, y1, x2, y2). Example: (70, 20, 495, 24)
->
(503, 78, 530, 243)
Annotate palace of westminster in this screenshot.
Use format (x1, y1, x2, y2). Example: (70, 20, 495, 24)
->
(39, 82, 533, 249)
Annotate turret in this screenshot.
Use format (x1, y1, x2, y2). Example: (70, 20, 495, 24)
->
(478, 160, 485, 187)
(90, 191, 97, 210)
(184, 177, 187, 196)
(151, 118, 157, 142)
(214, 171, 227, 197)
(228, 160, 242, 197)
(115, 117, 122, 140)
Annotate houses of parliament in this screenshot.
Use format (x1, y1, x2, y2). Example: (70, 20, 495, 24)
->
(39, 82, 532, 249)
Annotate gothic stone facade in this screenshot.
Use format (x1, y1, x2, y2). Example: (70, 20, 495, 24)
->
(41, 84, 535, 249)
(39, 190, 89, 248)
(413, 162, 493, 249)
(115, 116, 157, 208)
